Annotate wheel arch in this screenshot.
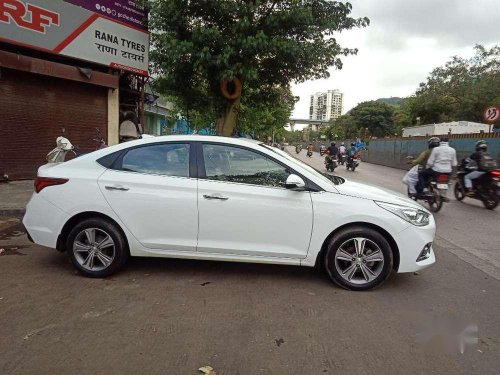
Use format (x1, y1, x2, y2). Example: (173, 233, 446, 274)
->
(315, 222, 400, 271)
(56, 211, 129, 253)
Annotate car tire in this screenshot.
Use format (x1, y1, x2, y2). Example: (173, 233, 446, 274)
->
(324, 226, 393, 291)
(66, 218, 129, 278)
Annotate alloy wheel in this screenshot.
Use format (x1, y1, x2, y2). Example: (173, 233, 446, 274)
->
(334, 237, 385, 285)
(73, 228, 116, 272)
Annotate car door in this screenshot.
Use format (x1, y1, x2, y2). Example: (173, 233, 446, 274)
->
(98, 142, 198, 252)
(197, 142, 313, 259)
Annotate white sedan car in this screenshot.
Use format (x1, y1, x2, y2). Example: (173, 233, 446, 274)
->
(23, 135, 435, 290)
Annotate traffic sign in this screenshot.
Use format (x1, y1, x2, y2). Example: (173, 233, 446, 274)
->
(483, 106, 500, 122)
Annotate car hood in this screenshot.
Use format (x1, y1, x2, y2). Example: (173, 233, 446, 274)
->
(335, 179, 425, 209)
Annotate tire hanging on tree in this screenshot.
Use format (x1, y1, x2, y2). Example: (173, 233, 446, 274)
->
(220, 77, 242, 100)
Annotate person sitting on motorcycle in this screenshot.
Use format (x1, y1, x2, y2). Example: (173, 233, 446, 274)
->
(307, 143, 313, 154)
(407, 137, 440, 196)
(418, 137, 457, 195)
(338, 142, 346, 156)
(349, 143, 357, 157)
(327, 142, 338, 158)
(464, 140, 493, 196)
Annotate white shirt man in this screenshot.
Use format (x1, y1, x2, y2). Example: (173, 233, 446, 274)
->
(339, 145, 346, 154)
(426, 140, 457, 173)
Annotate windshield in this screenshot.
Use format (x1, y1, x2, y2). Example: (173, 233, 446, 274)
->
(260, 144, 345, 186)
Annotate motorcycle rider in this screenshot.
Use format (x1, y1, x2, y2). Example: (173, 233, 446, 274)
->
(418, 136, 457, 195)
(325, 142, 338, 169)
(338, 142, 346, 157)
(464, 140, 494, 195)
(349, 142, 357, 157)
(406, 137, 441, 196)
(307, 143, 313, 156)
(327, 142, 338, 158)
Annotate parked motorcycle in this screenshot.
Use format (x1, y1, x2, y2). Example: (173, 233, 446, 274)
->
(454, 164, 500, 210)
(325, 155, 338, 172)
(93, 127, 108, 150)
(47, 135, 77, 163)
(346, 155, 360, 171)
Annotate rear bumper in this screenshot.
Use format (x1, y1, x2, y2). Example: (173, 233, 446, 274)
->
(395, 215, 436, 273)
(22, 194, 70, 249)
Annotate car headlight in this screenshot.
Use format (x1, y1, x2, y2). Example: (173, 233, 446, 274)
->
(375, 201, 430, 227)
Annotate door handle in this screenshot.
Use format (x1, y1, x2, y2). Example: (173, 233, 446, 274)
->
(105, 185, 130, 191)
(203, 194, 229, 201)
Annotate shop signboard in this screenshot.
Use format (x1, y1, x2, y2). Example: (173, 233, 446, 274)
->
(0, 0, 149, 75)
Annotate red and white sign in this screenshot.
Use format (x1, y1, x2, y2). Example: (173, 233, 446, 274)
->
(483, 106, 500, 123)
(0, 0, 149, 76)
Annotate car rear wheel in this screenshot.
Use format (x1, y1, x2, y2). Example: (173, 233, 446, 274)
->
(325, 227, 393, 291)
(66, 218, 129, 277)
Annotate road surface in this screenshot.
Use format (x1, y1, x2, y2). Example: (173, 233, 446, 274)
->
(0, 150, 499, 374)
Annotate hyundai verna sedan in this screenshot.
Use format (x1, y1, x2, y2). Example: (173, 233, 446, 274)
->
(23, 135, 435, 290)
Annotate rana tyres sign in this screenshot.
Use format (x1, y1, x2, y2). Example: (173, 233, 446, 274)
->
(0, 0, 149, 75)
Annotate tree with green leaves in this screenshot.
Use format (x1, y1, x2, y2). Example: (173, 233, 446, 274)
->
(347, 101, 394, 137)
(148, 0, 369, 136)
(410, 44, 500, 124)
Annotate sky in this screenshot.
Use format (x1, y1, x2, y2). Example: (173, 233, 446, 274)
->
(291, 0, 499, 122)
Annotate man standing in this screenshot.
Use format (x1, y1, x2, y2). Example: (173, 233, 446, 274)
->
(420, 137, 457, 194)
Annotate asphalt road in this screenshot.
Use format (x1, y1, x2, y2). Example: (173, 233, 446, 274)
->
(0, 151, 499, 374)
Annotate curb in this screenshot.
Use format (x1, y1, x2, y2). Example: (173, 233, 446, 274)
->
(0, 209, 25, 219)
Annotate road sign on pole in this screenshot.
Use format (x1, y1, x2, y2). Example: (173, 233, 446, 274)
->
(483, 106, 500, 122)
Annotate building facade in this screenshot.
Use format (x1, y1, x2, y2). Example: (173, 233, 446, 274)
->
(309, 90, 343, 121)
(0, 0, 149, 179)
(402, 121, 493, 137)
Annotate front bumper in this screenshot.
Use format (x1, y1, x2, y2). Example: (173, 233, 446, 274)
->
(394, 215, 436, 273)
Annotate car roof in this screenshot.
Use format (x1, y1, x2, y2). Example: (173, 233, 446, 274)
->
(129, 135, 262, 146)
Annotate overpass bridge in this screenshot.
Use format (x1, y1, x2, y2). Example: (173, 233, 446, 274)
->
(288, 118, 329, 131)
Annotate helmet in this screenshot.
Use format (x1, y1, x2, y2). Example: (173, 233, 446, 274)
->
(475, 140, 487, 151)
(341, 142, 345, 146)
(428, 137, 440, 149)
(351, 142, 356, 147)
(331, 142, 335, 146)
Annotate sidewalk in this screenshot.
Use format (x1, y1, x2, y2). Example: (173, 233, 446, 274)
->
(0, 180, 33, 218)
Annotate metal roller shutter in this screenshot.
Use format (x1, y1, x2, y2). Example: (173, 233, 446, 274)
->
(0, 68, 108, 180)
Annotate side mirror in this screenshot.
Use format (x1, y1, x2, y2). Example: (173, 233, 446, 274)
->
(285, 174, 306, 190)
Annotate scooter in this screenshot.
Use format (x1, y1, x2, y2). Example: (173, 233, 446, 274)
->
(295, 145, 302, 154)
(307, 150, 313, 157)
(325, 155, 338, 172)
(454, 163, 499, 210)
(47, 132, 77, 163)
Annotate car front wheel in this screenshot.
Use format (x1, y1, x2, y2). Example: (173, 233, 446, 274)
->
(325, 227, 393, 291)
(66, 218, 129, 277)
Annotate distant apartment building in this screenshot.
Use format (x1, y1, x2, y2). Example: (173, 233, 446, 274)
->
(309, 90, 344, 121)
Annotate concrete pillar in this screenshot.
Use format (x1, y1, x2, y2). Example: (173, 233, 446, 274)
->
(107, 88, 119, 145)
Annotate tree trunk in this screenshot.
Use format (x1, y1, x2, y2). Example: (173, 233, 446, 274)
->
(216, 98, 241, 136)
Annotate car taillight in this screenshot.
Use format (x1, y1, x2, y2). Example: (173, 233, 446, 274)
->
(34, 177, 69, 193)
(491, 170, 500, 178)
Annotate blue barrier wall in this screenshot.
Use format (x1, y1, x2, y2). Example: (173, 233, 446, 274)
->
(361, 137, 500, 170)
